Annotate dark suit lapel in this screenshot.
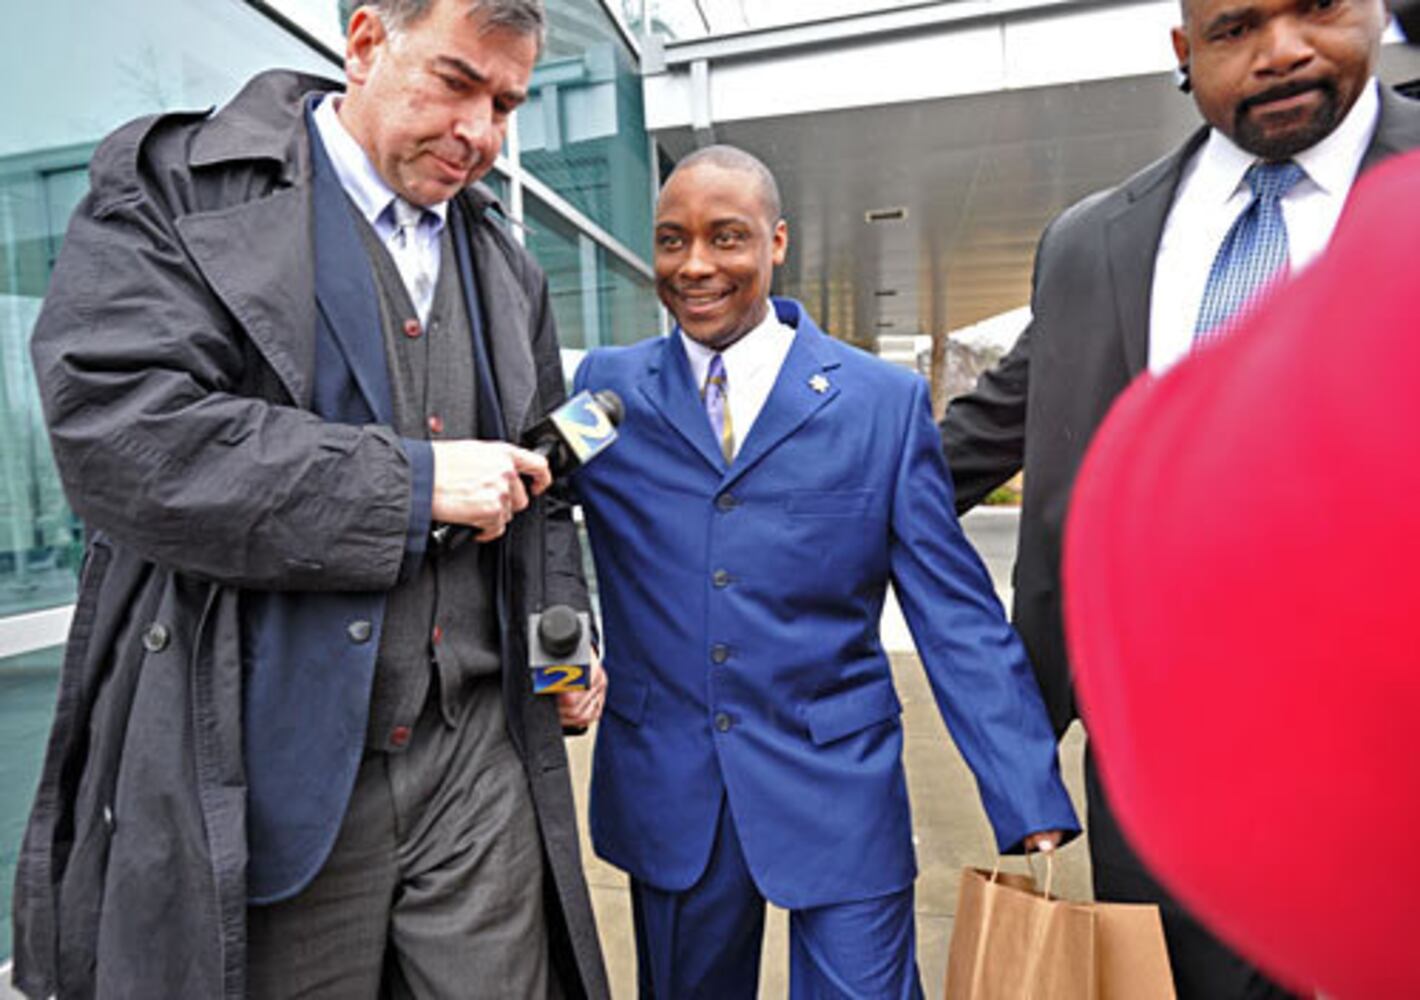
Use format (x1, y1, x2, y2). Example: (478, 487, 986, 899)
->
(458, 203, 536, 440)
(722, 325, 839, 490)
(638, 336, 730, 476)
(1359, 87, 1420, 174)
(308, 116, 392, 424)
(1103, 130, 1206, 376)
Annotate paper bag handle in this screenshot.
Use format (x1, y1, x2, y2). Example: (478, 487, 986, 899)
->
(991, 851, 1056, 900)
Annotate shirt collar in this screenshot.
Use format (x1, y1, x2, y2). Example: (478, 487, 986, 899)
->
(312, 93, 449, 240)
(1194, 78, 1380, 205)
(680, 302, 794, 390)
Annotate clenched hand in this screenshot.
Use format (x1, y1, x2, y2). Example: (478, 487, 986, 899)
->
(430, 441, 552, 540)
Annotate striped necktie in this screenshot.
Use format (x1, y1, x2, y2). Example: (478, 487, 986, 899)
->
(1194, 160, 1306, 343)
(702, 353, 734, 463)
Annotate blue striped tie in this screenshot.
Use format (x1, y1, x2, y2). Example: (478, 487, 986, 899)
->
(1194, 160, 1306, 343)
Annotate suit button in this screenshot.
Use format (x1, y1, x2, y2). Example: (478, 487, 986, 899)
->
(714, 712, 732, 733)
(712, 570, 731, 589)
(432, 624, 444, 645)
(141, 623, 169, 653)
(403, 318, 422, 339)
(427, 414, 445, 435)
(347, 619, 373, 644)
(389, 725, 411, 749)
(715, 493, 737, 512)
(711, 644, 730, 664)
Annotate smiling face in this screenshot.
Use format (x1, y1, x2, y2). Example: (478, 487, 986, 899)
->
(339, 0, 537, 206)
(654, 162, 789, 351)
(1173, 0, 1385, 160)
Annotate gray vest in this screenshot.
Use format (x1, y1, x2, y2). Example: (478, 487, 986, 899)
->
(352, 212, 502, 752)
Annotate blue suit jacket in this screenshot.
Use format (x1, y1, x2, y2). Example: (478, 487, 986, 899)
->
(573, 300, 1078, 909)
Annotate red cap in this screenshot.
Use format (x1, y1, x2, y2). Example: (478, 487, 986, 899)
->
(1064, 151, 1420, 998)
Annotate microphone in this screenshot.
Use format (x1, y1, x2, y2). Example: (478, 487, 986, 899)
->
(520, 389, 625, 477)
(429, 389, 624, 549)
(523, 389, 624, 704)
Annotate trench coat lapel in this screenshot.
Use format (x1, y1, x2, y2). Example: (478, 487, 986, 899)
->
(459, 203, 537, 439)
(176, 188, 319, 410)
(1102, 130, 1204, 377)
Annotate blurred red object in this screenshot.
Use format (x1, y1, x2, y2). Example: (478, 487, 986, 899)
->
(1064, 149, 1420, 1000)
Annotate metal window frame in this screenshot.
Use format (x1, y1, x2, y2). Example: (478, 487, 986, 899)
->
(0, 605, 72, 659)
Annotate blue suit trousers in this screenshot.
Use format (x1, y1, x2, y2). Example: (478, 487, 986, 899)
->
(631, 797, 925, 1000)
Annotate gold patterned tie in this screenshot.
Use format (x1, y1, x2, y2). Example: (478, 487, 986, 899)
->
(702, 353, 734, 463)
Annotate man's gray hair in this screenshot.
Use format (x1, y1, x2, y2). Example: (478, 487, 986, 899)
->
(339, 0, 545, 45)
(667, 145, 783, 223)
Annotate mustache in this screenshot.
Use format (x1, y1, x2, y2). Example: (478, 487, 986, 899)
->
(1238, 79, 1335, 115)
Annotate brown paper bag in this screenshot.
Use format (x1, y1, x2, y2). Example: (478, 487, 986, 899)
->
(944, 862, 1175, 1000)
(1094, 899, 1174, 999)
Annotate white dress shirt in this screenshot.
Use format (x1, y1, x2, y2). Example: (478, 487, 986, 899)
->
(680, 304, 796, 460)
(1148, 79, 1380, 373)
(312, 94, 449, 323)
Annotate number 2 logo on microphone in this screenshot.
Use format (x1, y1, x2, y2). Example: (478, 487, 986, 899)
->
(552, 392, 618, 463)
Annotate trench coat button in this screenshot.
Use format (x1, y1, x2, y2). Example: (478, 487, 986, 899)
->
(141, 623, 170, 653)
(712, 569, 731, 589)
(347, 619, 373, 644)
(389, 726, 411, 749)
(427, 414, 445, 435)
(714, 712, 732, 733)
(403, 318, 422, 338)
(715, 493, 737, 512)
(711, 643, 730, 664)
(102, 804, 115, 831)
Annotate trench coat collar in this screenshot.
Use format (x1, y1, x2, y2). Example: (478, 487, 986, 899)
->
(188, 69, 340, 183)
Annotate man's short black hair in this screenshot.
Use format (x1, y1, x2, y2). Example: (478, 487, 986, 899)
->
(666, 145, 784, 224)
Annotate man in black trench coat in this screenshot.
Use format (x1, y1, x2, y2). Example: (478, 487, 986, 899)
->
(14, 1, 608, 997)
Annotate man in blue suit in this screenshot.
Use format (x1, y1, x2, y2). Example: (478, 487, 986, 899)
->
(573, 146, 1079, 998)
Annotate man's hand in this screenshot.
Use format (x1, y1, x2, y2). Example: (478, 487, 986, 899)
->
(430, 441, 552, 539)
(557, 649, 606, 731)
(1024, 830, 1065, 853)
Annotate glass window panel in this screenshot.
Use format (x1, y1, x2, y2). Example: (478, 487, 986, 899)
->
(523, 0, 654, 261)
(599, 249, 661, 346)
(483, 168, 511, 207)
(525, 193, 660, 352)
(0, 645, 62, 963)
(0, 1, 340, 618)
(526, 193, 591, 350)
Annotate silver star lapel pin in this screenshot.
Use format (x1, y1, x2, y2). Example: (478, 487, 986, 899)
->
(809, 374, 830, 394)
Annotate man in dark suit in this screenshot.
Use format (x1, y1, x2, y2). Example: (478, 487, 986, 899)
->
(1064, 146, 1420, 999)
(16, 1, 608, 997)
(940, 0, 1420, 996)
